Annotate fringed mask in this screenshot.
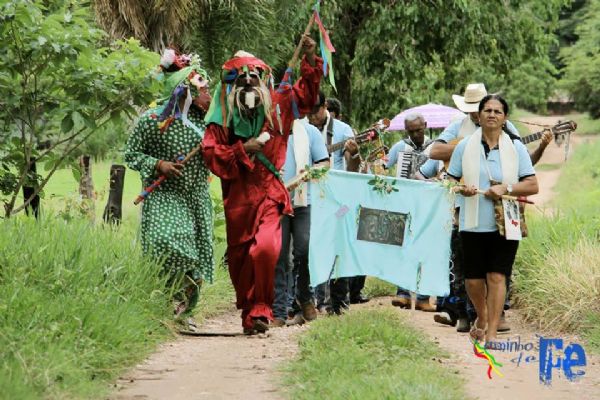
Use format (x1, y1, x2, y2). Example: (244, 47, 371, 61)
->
(221, 51, 274, 115)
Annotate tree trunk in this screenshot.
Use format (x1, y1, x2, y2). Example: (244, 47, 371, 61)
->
(102, 164, 126, 225)
(79, 155, 94, 199)
(79, 155, 95, 221)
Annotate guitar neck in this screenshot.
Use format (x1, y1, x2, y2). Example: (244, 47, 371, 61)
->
(521, 130, 544, 145)
(327, 139, 347, 153)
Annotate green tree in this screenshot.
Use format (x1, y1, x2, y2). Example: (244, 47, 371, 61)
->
(560, 0, 600, 117)
(0, 0, 159, 217)
(317, 0, 567, 126)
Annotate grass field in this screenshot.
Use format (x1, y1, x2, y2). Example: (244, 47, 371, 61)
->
(0, 161, 233, 399)
(283, 309, 467, 400)
(0, 217, 171, 399)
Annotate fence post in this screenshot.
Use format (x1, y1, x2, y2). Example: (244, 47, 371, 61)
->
(103, 164, 126, 224)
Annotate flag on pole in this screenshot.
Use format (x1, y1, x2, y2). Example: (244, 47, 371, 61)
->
(313, 2, 336, 91)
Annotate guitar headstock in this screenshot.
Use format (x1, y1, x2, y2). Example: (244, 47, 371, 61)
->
(375, 118, 391, 131)
(365, 145, 389, 163)
(551, 120, 577, 145)
(551, 120, 577, 135)
(355, 118, 391, 145)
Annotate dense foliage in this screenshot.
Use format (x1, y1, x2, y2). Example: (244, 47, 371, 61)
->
(0, 0, 159, 217)
(315, 0, 569, 126)
(560, 0, 600, 117)
(89, 0, 577, 129)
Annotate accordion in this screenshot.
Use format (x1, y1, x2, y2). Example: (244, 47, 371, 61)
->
(395, 151, 429, 179)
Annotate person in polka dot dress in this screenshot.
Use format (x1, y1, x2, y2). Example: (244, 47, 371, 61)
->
(203, 37, 322, 334)
(125, 49, 214, 331)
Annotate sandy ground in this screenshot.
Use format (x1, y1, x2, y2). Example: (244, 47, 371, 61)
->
(113, 301, 600, 400)
(113, 306, 306, 400)
(112, 115, 599, 400)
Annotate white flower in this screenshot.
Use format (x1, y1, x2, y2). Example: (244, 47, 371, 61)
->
(160, 49, 176, 68)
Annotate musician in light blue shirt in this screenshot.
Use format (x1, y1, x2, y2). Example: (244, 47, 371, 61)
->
(385, 113, 432, 176)
(307, 93, 363, 314)
(273, 120, 329, 326)
(307, 91, 358, 172)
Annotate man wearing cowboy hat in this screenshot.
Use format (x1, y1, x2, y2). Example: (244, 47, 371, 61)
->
(429, 83, 522, 161)
(430, 83, 551, 162)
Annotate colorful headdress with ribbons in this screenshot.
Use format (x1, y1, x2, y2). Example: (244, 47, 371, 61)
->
(153, 49, 210, 136)
(204, 51, 275, 139)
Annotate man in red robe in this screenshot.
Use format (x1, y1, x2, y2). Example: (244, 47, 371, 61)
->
(202, 37, 322, 334)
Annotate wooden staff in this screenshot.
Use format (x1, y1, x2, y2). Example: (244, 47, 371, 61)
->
(475, 189, 534, 204)
(453, 186, 534, 204)
(288, 13, 316, 69)
(285, 165, 328, 192)
(133, 144, 203, 205)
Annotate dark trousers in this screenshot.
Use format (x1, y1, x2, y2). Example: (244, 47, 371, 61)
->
(437, 226, 468, 317)
(273, 206, 312, 320)
(330, 277, 350, 309)
(349, 275, 366, 302)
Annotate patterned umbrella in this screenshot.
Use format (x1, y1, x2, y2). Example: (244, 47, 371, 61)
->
(388, 103, 464, 131)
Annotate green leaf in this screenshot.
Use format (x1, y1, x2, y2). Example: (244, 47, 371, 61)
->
(71, 165, 81, 183)
(61, 114, 74, 133)
(81, 113, 97, 130)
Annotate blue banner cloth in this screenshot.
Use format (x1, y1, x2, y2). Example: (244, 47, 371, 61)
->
(308, 170, 454, 297)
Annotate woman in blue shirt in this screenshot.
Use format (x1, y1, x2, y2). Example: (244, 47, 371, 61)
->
(447, 95, 538, 346)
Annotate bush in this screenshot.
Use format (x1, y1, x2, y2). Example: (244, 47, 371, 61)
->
(0, 217, 172, 399)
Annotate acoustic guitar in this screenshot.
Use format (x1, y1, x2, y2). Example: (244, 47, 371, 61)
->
(442, 120, 578, 170)
(327, 118, 390, 153)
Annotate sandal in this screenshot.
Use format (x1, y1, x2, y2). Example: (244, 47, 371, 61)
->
(177, 317, 200, 334)
(469, 318, 486, 342)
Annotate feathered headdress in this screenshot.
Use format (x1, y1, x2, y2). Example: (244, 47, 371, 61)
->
(153, 48, 210, 135)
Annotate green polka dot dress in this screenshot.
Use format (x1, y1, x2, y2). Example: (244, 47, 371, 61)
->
(125, 108, 214, 284)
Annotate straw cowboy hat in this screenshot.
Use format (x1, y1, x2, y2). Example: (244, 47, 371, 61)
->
(452, 83, 488, 113)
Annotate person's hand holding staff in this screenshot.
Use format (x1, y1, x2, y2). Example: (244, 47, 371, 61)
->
(453, 184, 534, 204)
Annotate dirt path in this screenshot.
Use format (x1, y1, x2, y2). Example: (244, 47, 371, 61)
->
(370, 298, 600, 400)
(113, 306, 306, 400)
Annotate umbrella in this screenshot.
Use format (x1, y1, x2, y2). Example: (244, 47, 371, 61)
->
(388, 103, 464, 131)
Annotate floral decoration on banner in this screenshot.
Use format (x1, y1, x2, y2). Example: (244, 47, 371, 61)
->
(367, 175, 398, 195)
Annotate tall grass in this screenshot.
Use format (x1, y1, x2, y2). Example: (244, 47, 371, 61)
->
(283, 309, 466, 400)
(0, 217, 172, 399)
(363, 277, 397, 298)
(515, 216, 600, 332)
(513, 137, 600, 352)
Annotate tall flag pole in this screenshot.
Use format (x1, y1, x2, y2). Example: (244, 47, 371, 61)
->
(313, 1, 337, 91)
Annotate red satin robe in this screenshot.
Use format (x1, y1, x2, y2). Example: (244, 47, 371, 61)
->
(203, 55, 322, 329)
